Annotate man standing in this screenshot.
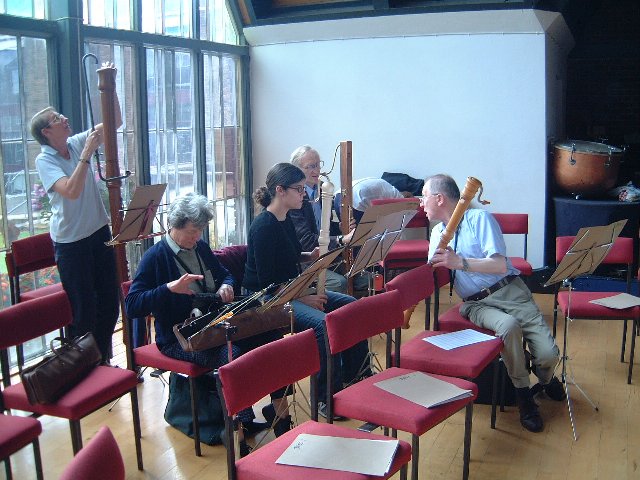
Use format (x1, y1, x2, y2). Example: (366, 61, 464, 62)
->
(424, 174, 565, 432)
(289, 145, 353, 293)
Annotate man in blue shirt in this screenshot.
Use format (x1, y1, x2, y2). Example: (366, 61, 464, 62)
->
(425, 174, 564, 433)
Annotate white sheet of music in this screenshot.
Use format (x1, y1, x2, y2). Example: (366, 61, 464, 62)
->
(374, 371, 473, 408)
(275, 434, 399, 476)
(589, 292, 640, 309)
(423, 328, 497, 350)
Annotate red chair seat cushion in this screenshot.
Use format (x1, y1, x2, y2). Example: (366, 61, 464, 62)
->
(557, 291, 640, 319)
(398, 331, 503, 378)
(134, 343, 211, 376)
(0, 415, 41, 458)
(332, 367, 477, 435)
(235, 420, 412, 479)
(380, 240, 429, 269)
(437, 304, 495, 335)
(510, 257, 532, 276)
(2, 366, 138, 420)
(20, 283, 64, 302)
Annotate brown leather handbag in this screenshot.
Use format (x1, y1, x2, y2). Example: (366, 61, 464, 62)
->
(20, 332, 102, 404)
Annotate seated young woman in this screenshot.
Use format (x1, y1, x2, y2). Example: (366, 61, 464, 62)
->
(243, 163, 371, 420)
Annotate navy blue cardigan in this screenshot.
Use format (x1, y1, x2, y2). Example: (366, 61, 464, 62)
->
(125, 239, 234, 348)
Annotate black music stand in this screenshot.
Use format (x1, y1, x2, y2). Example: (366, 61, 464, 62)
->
(544, 219, 627, 440)
(106, 184, 167, 246)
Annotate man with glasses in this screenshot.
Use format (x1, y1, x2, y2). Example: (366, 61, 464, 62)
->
(30, 73, 121, 364)
(289, 145, 354, 293)
(424, 174, 565, 433)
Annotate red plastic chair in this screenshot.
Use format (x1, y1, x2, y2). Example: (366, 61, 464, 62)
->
(0, 414, 43, 480)
(122, 280, 211, 456)
(492, 213, 533, 276)
(554, 236, 637, 384)
(5, 233, 64, 373)
(216, 329, 412, 480)
(324, 290, 478, 480)
(371, 197, 432, 328)
(59, 426, 124, 480)
(386, 264, 504, 429)
(0, 291, 143, 470)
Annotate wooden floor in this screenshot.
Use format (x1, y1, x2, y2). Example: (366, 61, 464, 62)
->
(5, 290, 640, 479)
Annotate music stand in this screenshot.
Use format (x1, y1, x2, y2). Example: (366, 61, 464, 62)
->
(106, 184, 167, 246)
(544, 219, 627, 440)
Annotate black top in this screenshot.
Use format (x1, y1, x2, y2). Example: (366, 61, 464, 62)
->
(243, 210, 302, 292)
(289, 190, 340, 251)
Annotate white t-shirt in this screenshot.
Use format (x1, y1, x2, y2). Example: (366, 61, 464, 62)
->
(36, 130, 109, 243)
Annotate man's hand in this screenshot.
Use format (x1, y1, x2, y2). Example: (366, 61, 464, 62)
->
(216, 283, 234, 303)
(298, 294, 328, 311)
(430, 247, 463, 270)
(167, 273, 203, 295)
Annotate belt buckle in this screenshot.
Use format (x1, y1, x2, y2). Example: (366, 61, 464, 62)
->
(481, 287, 492, 297)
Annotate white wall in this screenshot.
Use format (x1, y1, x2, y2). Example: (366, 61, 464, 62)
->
(245, 10, 574, 268)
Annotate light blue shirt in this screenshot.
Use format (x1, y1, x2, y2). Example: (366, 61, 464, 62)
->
(305, 184, 322, 231)
(36, 130, 109, 243)
(428, 209, 519, 299)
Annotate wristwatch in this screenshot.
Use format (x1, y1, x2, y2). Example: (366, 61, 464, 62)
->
(79, 157, 90, 164)
(461, 258, 470, 271)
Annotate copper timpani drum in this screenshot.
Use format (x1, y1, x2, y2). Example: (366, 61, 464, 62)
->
(553, 140, 623, 197)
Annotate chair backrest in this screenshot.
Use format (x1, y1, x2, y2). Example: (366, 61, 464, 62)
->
(5, 233, 58, 304)
(385, 263, 435, 310)
(371, 197, 429, 229)
(217, 328, 319, 416)
(325, 290, 403, 355)
(556, 236, 634, 266)
(213, 245, 248, 295)
(59, 426, 125, 480)
(0, 290, 72, 349)
(493, 213, 529, 259)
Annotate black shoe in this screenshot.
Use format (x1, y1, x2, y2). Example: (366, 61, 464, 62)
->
(317, 401, 345, 421)
(219, 431, 252, 457)
(516, 387, 543, 433)
(243, 420, 269, 436)
(262, 404, 293, 437)
(543, 376, 566, 401)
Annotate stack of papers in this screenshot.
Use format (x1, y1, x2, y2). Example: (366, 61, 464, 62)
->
(589, 293, 640, 309)
(423, 328, 496, 350)
(374, 371, 474, 408)
(276, 434, 399, 476)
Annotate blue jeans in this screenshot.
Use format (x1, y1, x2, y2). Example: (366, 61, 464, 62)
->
(292, 291, 370, 401)
(54, 225, 119, 362)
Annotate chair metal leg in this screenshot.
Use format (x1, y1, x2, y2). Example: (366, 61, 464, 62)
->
(400, 463, 408, 480)
(411, 434, 420, 480)
(628, 319, 637, 385)
(33, 438, 43, 480)
(130, 388, 144, 470)
(622, 320, 628, 362)
(4, 457, 12, 480)
(69, 419, 83, 454)
(425, 297, 431, 331)
(463, 403, 473, 480)
(490, 357, 499, 429)
(188, 377, 202, 456)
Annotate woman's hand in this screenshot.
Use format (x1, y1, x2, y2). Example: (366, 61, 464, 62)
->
(216, 283, 234, 303)
(298, 294, 328, 311)
(80, 129, 103, 161)
(167, 273, 203, 295)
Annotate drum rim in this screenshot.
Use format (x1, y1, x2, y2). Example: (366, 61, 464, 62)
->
(555, 139, 623, 154)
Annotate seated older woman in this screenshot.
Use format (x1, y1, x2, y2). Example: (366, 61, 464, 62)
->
(125, 193, 291, 452)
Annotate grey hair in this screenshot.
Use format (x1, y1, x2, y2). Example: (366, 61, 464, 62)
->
(290, 145, 318, 166)
(167, 193, 213, 230)
(30, 107, 55, 146)
(425, 174, 461, 201)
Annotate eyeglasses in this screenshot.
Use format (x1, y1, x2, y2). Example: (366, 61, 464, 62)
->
(301, 161, 323, 171)
(284, 185, 305, 194)
(44, 113, 64, 129)
(420, 193, 440, 203)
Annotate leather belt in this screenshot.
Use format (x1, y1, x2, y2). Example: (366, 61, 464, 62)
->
(463, 275, 518, 302)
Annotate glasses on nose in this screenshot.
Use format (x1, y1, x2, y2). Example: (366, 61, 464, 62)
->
(301, 161, 323, 171)
(44, 113, 64, 129)
(420, 193, 439, 203)
(285, 185, 305, 194)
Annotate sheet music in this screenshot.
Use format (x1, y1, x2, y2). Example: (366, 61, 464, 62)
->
(423, 329, 497, 350)
(589, 292, 640, 309)
(276, 434, 399, 476)
(374, 371, 473, 408)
